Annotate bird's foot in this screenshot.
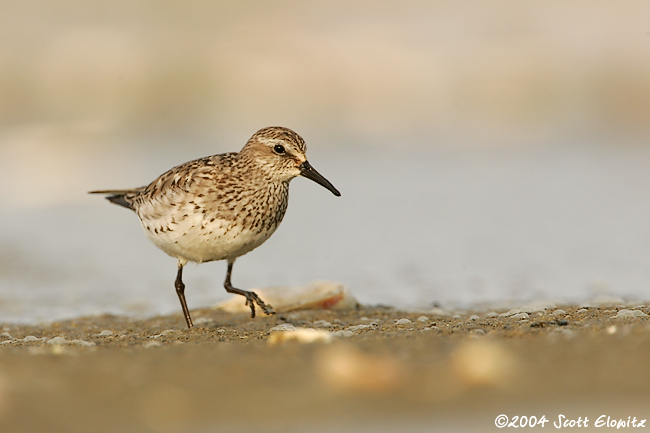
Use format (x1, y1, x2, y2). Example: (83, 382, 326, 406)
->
(243, 291, 276, 318)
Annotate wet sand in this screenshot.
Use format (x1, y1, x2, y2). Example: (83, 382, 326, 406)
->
(1, 303, 649, 433)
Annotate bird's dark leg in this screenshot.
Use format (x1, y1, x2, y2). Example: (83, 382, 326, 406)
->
(223, 259, 275, 318)
(175, 261, 194, 329)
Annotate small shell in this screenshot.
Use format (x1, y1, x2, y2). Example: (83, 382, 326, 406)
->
(215, 281, 358, 313)
(267, 328, 333, 345)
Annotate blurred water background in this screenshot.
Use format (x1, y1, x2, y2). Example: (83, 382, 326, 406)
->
(1, 1, 650, 323)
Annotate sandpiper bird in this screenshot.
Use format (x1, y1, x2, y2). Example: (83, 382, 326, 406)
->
(90, 126, 340, 328)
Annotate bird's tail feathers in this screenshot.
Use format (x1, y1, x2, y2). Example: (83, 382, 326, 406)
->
(88, 188, 143, 211)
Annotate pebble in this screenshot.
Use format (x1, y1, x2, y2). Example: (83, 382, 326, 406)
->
(50, 345, 67, 355)
(500, 306, 546, 317)
(331, 330, 354, 338)
(552, 309, 567, 317)
(152, 329, 179, 339)
(416, 316, 430, 323)
(316, 344, 405, 393)
(576, 308, 588, 314)
(1, 332, 13, 339)
(510, 313, 529, 320)
(73, 339, 96, 347)
(394, 318, 413, 326)
(193, 317, 213, 326)
(551, 328, 576, 339)
(346, 324, 376, 333)
(471, 329, 486, 335)
(283, 312, 305, 321)
(468, 315, 480, 321)
(606, 325, 617, 335)
(267, 328, 332, 345)
(46, 337, 96, 347)
(610, 309, 648, 319)
(143, 341, 162, 348)
(269, 324, 296, 332)
(450, 340, 518, 386)
(312, 320, 333, 328)
(97, 330, 114, 337)
(22, 336, 43, 342)
(46, 336, 71, 346)
(486, 312, 499, 318)
(430, 307, 451, 316)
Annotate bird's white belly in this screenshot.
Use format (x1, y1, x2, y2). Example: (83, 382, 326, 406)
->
(141, 213, 276, 264)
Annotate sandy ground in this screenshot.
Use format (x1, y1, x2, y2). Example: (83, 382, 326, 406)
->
(1, 302, 649, 433)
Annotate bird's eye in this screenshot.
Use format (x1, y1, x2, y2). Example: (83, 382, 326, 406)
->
(273, 144, 286, 154)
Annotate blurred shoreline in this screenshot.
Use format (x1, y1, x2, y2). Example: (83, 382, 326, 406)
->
(2, 1, 650, 144)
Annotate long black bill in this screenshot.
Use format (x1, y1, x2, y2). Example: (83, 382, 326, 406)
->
(299, 161, 341, 197)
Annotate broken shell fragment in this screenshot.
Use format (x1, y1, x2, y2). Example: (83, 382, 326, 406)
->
(215, 281, 358, 313)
